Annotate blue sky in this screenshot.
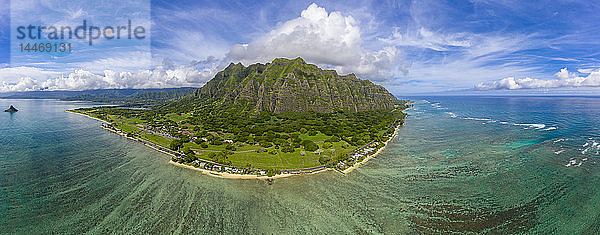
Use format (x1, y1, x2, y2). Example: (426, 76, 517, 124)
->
(1, 0, 600, 94)
(0, 0, 8, 65)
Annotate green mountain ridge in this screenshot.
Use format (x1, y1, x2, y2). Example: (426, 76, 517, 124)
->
(173, 57, 402, 113)
(0, 88, 196, 106)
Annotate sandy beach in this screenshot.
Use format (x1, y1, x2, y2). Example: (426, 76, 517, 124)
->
(168, 161, 310, 179)
(66, 110, 109, 123)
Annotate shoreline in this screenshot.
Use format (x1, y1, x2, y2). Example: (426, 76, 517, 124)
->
(168, 161, 333, 179)
(66, 110, 109, 123)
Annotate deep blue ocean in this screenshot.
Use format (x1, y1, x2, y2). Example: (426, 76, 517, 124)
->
(2, 96, 600, 233)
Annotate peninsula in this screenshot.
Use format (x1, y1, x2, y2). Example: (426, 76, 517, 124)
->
(69, 57, 409, 178)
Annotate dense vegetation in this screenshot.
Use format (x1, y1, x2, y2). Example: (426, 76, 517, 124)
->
(160, 103, 404, 147)
(74, 103, 405, 170)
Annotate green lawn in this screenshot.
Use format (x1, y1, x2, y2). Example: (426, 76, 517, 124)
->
(225, 150, 322, 169)
(113, 122, 142, 134)
(187, 140, 356, 169)
(104, 114, 123, 122)
(123, 117, 145, 124)
(140, 133, 171, 147)
(165, 113, 191, 122)
(184, 142, 227, 151)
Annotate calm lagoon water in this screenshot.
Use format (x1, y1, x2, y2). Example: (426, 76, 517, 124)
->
(1, 97, 600, 234)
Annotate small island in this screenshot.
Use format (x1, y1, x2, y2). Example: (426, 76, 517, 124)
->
(4, 105, 18, 113)
(68, 58, 410, 179)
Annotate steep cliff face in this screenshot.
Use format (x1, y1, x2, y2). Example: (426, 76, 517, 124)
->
(188, 57, 400, 113)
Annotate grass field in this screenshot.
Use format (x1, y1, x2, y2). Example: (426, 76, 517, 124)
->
(139, 133, 171, 147)
(113, 122, 142, 134)
(165, 113, 191, 122)
(188, 140, 355, 169)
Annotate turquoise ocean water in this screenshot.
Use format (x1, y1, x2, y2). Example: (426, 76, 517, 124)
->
(1, 97, 600, 234)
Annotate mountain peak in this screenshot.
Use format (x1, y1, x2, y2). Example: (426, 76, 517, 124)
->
(225, 62, 244, 69)
(271, 57, 306, 65)
(290, 57, 306, 64)
(179, 57, 400, 113)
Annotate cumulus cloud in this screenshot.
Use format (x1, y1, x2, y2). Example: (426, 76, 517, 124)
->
(0, 67, 63, 83)
(0, 77, 42, 92)
(0, 61, 219, 92)
(226, 3, 401, 81)
(474, 68, 600, 90)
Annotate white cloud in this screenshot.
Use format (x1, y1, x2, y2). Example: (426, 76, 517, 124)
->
(226, 3, 401, 81)
(70, 51, 152, 73)
(0, 62, 219, 92)
(474, 68, 600, 90)
(0, 67, 63, 83)
(578, 68, 597, 74)
(0, 77, 42, 92)
(380, 27, 472, 51)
